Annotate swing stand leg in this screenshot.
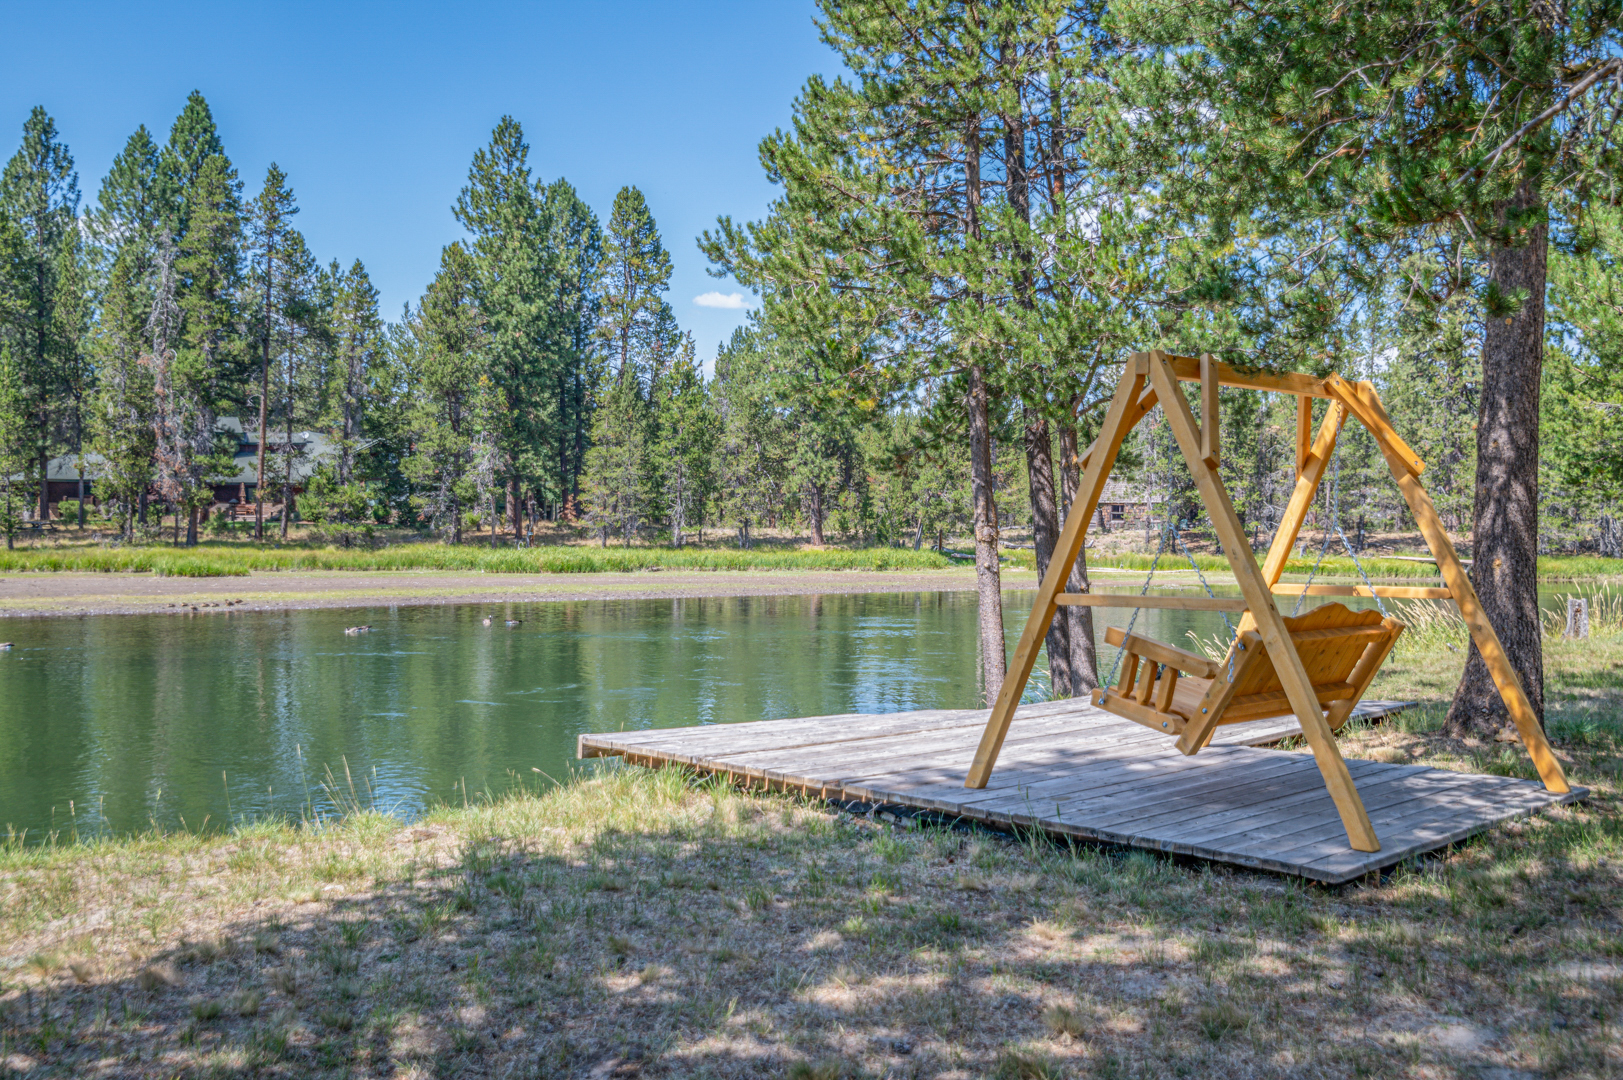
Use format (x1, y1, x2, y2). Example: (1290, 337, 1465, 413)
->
(1143, 353, 1380, 853)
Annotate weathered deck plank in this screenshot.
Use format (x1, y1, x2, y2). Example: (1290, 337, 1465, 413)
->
(577, 698, 1582, 884)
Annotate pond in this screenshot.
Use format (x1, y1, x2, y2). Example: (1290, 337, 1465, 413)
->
(0, 580, 1587, 840)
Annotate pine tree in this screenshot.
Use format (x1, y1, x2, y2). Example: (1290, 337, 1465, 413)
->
(329, 260, 381, 488)
(652, 335, 716, 546)
(543, 180, 602, 521)
(582, 187, 680, 545)
(0, 106, 79, 521)
(597, 187, 672, 387)
(247, 165, 299, 539)
(165, 150, 243, 544)
(405, 243, 487, 542)
(158, 91, 226, 236)
(1544, 201, 1623, 555)
(88, 251, 156, 539)
(581, 367, 649, 546)
(711, 329, 789, 548)
(93, 125, 164, 276)
(702, 6, 1021, 697)
(1113, 0, 1623, 732)
(301, 258, 382, 546)
(454, 118, 559, 539)
(0, 345, 31, 547)
(268, 230, 325, 539)
(53, 223, 93, 527)
(148, 240, 230, 544)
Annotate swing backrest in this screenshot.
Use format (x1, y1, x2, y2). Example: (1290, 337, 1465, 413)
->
(1095, 602, 1405, 737)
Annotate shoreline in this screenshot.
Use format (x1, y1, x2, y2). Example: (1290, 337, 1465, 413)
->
(0, 567, 1041, 618)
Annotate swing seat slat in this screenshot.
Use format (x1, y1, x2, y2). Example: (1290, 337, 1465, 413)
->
(1093, 603, 1404, 750)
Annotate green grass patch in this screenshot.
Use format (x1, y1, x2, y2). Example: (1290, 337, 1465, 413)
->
(1083, 550, 1623, 583)
(0, 542, 956, 577)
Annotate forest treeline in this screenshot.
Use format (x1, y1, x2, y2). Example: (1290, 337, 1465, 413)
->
(0, 96, 981, 554)
(2, 2, 1620, 728)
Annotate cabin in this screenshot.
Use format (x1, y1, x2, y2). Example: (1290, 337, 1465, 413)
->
(1093, 479, 1162, 528)
(25, 419, 337, 519)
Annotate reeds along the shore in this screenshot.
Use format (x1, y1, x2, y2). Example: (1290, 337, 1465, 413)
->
(0, 543, 958, 578)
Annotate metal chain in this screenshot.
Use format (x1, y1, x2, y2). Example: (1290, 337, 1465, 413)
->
(1291, 416, 1342, 616)
(1289, 411, 1389, 617)
(1332, 472, 1390, 617)
(1102, 515, 1175, 687)
(1172, 523, 1240, 680)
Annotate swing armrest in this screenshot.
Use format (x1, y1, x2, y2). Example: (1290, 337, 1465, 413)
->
(1103, 626, 1218, 679)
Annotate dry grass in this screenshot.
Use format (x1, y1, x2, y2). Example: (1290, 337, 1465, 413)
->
(2, 640, 1621, 1077)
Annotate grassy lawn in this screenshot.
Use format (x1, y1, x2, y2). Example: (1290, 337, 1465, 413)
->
(2, 608, 1620, 1078)
(0, 543, 958, 577)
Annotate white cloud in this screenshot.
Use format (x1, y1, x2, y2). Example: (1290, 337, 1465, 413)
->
(693, 291, 752, 310)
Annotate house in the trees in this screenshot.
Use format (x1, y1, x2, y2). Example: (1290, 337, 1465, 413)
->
(210, 417, 337, 510)
(28, 419, 337, 518)
(1092, 480, 1162, 530)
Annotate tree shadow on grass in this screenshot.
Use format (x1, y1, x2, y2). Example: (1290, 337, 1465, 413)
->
(2, 769, 1619, 1079)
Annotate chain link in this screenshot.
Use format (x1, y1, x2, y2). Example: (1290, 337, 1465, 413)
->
(1102, 515, 1175, 688)
(1289, 411, 1388, 617)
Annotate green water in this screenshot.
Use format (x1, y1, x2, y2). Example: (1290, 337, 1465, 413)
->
(0, 582, 1582, 839)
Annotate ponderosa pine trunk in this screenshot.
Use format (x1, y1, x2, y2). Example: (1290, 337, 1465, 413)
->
(1446, 183, 1547, 736)
(808, 486, 825, 546)
(964, 106, 1005, 704)
(969, 363, 1006, 704)
(1024, 408, 1073, 697)
(1058, 417, 1099, 692)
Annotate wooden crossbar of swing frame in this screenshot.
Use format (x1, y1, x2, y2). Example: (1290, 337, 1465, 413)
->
(966, 349, 1571, 857)
(1056, 584, 1453, 608)
(1070, 354, 1427, 477)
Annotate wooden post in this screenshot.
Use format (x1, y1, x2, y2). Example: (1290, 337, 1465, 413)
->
(1296, 396, 1313, 477)
(1242, 402, 1346, 633)
(1328, 380, 1570, 794)
(1148, 353, 1379, 851)
(1200, 353, 1220, 469)
(1565, 598, 1589, 640)
(1175, 631, 1265, 753)
(965, 364, 1149, 789)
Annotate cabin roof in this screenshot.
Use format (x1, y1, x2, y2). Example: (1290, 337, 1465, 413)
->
(25, 419, 338, 486)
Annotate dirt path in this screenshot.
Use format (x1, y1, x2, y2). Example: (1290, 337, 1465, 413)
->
(0, 567, 1038, 617)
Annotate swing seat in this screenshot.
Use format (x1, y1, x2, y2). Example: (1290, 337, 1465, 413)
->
(1092, 602, 1404, 755)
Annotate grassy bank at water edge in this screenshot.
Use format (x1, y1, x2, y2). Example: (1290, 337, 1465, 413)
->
(0, 544, 957, 578)
(1077, 550, 1623, 584)
(3, 600, 1622, 1077)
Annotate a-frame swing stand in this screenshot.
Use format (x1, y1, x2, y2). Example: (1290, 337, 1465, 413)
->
(967, 350, 1571, 853)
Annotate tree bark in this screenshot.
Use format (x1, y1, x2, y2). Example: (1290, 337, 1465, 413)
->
(808, 486, 825, 546)
(1024, 408, 1073, 697)
(1057, 417, 1099, 692)
(1447, 183, 1546, 736)
(968, 364, 1006, 703)
(186, 505, 199, 547)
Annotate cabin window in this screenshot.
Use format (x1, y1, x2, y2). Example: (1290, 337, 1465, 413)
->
(1111, 504, 1125, 520)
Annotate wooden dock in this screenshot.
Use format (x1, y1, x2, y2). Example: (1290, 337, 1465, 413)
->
(578, 699, 1584, 884)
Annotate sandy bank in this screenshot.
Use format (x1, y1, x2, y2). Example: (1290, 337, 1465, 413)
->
(0, 566, 1041, 617)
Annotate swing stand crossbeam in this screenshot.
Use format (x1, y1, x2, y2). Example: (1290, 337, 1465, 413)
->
(967, 351, 1570, 854)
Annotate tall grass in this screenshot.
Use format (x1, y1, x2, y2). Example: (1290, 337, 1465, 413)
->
(0, 542, 956, 577)
(1081, 550, 1623, 584)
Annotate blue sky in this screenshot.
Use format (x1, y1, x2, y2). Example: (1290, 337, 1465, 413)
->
(0, 1, 835, 365)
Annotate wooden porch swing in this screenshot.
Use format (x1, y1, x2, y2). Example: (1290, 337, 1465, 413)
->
(966, 350, 1570, 853)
